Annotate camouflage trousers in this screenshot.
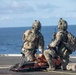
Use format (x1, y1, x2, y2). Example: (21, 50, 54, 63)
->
(59, 47, 70, 69)
(44, 49, 55, 67)
(60, 55, 69, 69)
(22, 48, 36, 61)
(44, 49, 55, 59)
(44, 49, 69, 69)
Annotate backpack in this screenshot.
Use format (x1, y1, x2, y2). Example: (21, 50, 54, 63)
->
(64, 31, 76, 52)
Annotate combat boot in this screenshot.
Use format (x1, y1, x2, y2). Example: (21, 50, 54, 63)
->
(47, 65, 55, 71)
(61, 65, 66, 70)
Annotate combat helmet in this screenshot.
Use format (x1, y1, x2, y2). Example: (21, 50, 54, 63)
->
(58, 18, 68, 30)
(32, 20, 41, 30)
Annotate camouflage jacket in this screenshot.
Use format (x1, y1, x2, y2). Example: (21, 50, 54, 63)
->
(49, 30, 68, 55)
(22, 29, 44, 50)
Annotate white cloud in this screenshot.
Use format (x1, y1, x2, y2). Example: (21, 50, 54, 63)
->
(12, 1, 18, 8)
(0, 16, 13, 21)
(0, 0, 76, 27)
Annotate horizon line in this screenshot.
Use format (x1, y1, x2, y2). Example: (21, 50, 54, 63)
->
(0, 25, 76, 28)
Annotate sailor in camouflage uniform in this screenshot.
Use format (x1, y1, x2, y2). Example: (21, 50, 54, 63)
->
(44, 18, 70, 71)
(22, 20, 44, 61)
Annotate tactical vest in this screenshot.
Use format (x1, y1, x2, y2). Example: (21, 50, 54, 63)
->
(23, 30, 39, 49)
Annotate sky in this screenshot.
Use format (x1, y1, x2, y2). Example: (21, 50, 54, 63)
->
(0, 0, 76, 28)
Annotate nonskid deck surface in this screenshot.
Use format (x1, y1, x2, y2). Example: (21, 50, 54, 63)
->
(0, 54, 76, 75)
(0, 68, 76, 75)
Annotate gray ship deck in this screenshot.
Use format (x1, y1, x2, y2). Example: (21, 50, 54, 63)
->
(0, 54, 76, 75)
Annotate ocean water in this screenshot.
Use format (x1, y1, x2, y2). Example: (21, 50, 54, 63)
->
(0, 25, 76, 55)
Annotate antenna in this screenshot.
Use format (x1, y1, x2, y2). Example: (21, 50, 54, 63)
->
(55, 28, 56, 33)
